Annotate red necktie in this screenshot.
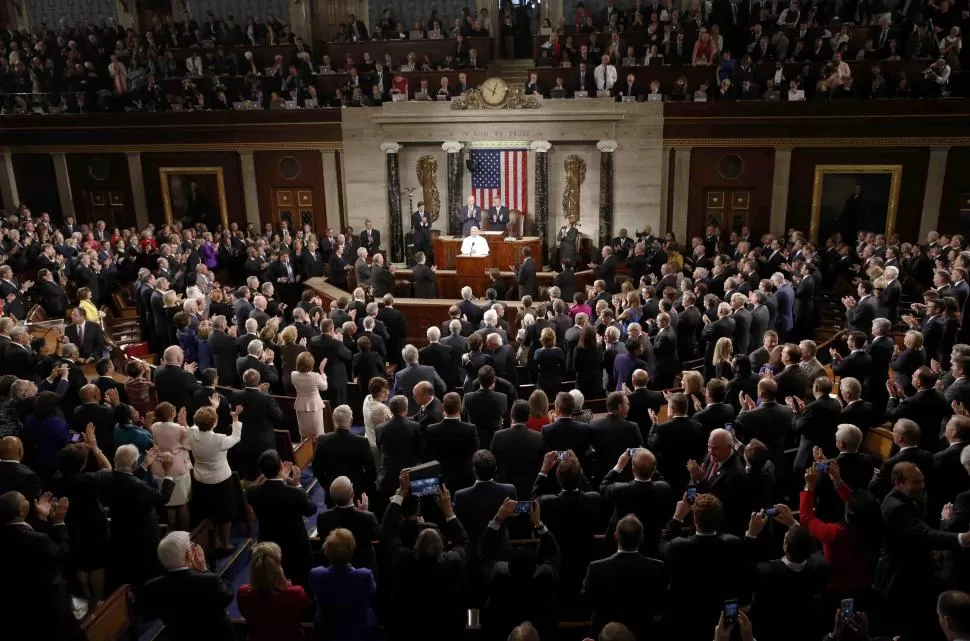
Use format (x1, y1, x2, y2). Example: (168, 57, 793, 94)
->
(707, 460, 720, 480)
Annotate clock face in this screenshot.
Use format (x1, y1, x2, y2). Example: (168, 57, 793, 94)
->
(481, 77, 509, 107)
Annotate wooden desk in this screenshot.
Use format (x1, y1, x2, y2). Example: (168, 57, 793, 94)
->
(433, 235, 542, 270)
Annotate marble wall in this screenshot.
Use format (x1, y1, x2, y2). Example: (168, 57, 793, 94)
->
(340, 100, 663, 262)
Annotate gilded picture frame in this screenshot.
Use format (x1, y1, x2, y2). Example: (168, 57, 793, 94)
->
(159, 166, 229, 230)
(810, 165, 901, 243)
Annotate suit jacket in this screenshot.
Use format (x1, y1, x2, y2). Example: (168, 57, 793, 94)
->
(841, 399, 875, 434)
(38, 280, 69, 318)
(886, 389, 949, 452)
(833, 350, 872, 384)
(542, 418, 592, 469)
(696, 452, 750, 534)
(312, 429, 376, 500)
(582, 552, 667, 640)
(774, 283, 795, 332)
(517, 258, 538, 298)
(246, 480, 317, 585)
(588, 413, 643, 480)
(70, 402, 117, 460)
(734, 401, 794, 474)
(749, 305, 770, 351)
(693, 402, 737, 438)
(665, 530, 745, 638)
(412, 263, 437, 298)
(229, 388, 284, 479)
(424, 418, 480, 492)
(2, 342, 36, 380)
(359, 229, 381, 253)
(0, 460, 40, 500)
(646, 416, 706, 496)
(594, 256, 617, 292)
(731, 307, 753, 355)
(490, 424, 546, 500)
(315, 506, 381, 570)
(419, 342, 456, 389)
(870, 446, 935, 499)
(813, 450, 878, 522)
(236, 354, 279, 387)
(751, 555, 831, 641)
(701, 316, 735, 379)
(208, 330, 239, 387)
(376, 415, 423, 493)
(459, 205, 482, 236)
(64, 321, 106, 360)
(371, 266, 394, 298)
(776, 363, 811, 402)
(142, 569, 235, 641)
(598, 469, 673, 556)
(553, 267, 576, 301)
(309, 334, 353, 406)
(626, 387, 665, 439)
(393, 364, 447, 414)
(846, 296, 878, 335)
(462, 388, 508, 447)
(153, 364, 202, 412)
(452, 480, 516, 543)
(793, 395, 842, 470)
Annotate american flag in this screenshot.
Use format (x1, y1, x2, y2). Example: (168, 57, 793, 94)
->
(471, 149, 527, 213)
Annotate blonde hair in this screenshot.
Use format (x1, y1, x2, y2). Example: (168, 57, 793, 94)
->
(296, 351, 315, 373)
(323, 528, 356, 565)
(249, 542, 288, 591)
(712, 337, 734, 366)
(540, 327, 556, 348)
(904, 330, 923, 350)
(681, 370, 704, 395)
(198, 320, 213, 340)
(279, 325, 298, 345)
(163, 290, 178, 306)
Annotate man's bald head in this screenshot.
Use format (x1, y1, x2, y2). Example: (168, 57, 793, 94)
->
(632, 448, 657, 480)
(329, 476, 354, 506)
(0, 436, 23, 462)
(79, 383, 100, 403)
(708, 428, 734, 463)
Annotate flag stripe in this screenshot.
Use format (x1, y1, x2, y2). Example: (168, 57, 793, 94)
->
(470, 149, 527, 214)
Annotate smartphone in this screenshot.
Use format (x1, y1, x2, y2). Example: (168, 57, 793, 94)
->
(409, 476, 440, 498)
(765, 507, 779, 517)
(724, 422, 734, 432)
(686, 485, 697, 504)
(556, 450, 567, 461)
(815, 461, 830, 473)
(69, 432, 83, 443)
(513, 501, 533, 514)
(840, 598, 855, 621)
(723, 599, 740, 626)
(628, 447, 639, 457)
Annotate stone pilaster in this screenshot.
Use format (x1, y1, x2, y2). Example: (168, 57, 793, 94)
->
(442, 141, 464, 236)
(320, 150, 342, 231)
(597, 140, 617, 251)
(770, 147, 793, 238)
(672, 146, 693, 243)
(381, 142, 404, 263)
(530, 140, 551, 262)
(0, 151, 19, 212)
(921, 147, 950, 241)
(238, 151, 261, 230)
(51, 153, 75, 221)
(126, 152, 149, 229)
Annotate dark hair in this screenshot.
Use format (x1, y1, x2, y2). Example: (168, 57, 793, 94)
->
(477, 364, 496, 388)
(201, 368, 219, 387)
(257, 449, 282, 479)
(616, 514, 643, 550)
(938, 591, 970, 635)
(706, 378, 726, 403)
(442, 392, 461, 415)
(32, 391, 61, 421)
(511, 399, 530, 423)
(605, 391, 626, 413)
(472, 449, 497, 481)
(915, 366, 937, 390)
(94, 359, 111, 376)
(784, 525, 815, 563)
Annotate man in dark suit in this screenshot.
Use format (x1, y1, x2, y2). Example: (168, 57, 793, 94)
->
(791, 377, 842, 475)
(515, 247, 538, 299)
(419, 329, 456, 390)
(310, 319, 353, 408)
(377, 295, 408, 370)
(875, 462, 970, 639)
(393, 345, 447, 414)
(553, 260, 577, 302)
(94, 445, 176, 589)
(424, 392, 480, 492)
(931, 416, 970, 524)
(590, 247, 618, 293)
(452, 450, 517, 544)
(844, 281, 879, 336)
(748, 291, 772, 354)
(36, 268, 68, 319)
(64, 308, 106, 361)
(647, 393, 706, 497)
(582, 515, 666, 641)
(701, 302, 736, 380)
(462, 366, 509, 449)
(626, 369, 665, 439)
(694, 379, 737, 437)
(315, 476, 381, 570)
(0, 437, 39, 501)
(729, 294, 753, 356)
(812, 424, 878, 522)
(665, 493, 745, 640)
(688, 428, 750, 535)
(599, 447, 672, 557)
(491, 400, 546, 500)
(734, 379, 794, 481)
(840, 377, 876, 435)
(412, 251, 437, 298)
(886, 366, 950, 452)
(230, 369, 284, 480)
(245, 450, 317, 587)
(0, 490, 85, 641)
(142, 530, 235, 641)
(370, 254, 395, 299)
(236, 339, 280, 388)
(153, 346, 203, 412)
(410, 381, 444, 431)
(375, 396, 423, 497)
(411, 204, 433, 264)
(3, 328, 37, 380)
(870, 419, 936, 499)
(589, 392, 643, 481)
(459, 194, 482, 237)
(0, 266, 30, 320)
(311, 407, 376, 507)
(359, 220, 381, 254)
(542, 392, 593, 471)
(831, 331, 873, 383)
(207, 316, 240, 388)
(486, 196, 510, 234)
(70, 384, 119, 461)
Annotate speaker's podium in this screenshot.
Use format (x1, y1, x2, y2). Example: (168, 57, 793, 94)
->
(434, 233, 542, 271)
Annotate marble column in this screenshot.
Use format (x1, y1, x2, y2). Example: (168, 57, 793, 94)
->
(921, 147, 950, 241)
(770, 147, 793, 238)
(0, 151, 19, 212)
(672, 147, 693, 242)
(381, 142, 404, 264)
(51, 153, 75, 221)
(659, 146, 672, 236)
(126, 152, 149, 229)
(238, 151, 261, 230)
(442, 141, 464, 237)
(597, 140, 618, 250)
(530, 141, 551, 262)
(320, 150, 342, 230)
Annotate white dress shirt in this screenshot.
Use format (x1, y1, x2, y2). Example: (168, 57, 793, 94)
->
(187, 421, 242, 484)
(594, 63, 617, 90)
(461, 235, 490, 256)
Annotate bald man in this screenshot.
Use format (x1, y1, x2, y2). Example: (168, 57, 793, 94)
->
(599, 446, 671, 557)
(687, 428, 748, 535)
(0, 436, 40, 502)
(69, 384, 118, 460)
(460, 194, 482, 237)
(315, 476, 381, 570)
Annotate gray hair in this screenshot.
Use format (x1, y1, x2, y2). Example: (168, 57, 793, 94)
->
(873, 318, 891, 335)
(114, 444, 140, 472)
(402, 344, 419, 364)
(10, 379, 32, 400)
(157, 531, 191, 570)
(211, 315, 227, 330)
(163, 345, 184, 365)
(835, 424, 863, 452)
(426, 326, 441, 342)
(569, 389, 585, 408)
(332, 404, 353, 429)
(366, 302, 379, 316)
(245, 318, 258, 333)
(483, 309, 498, 327)
(449, 319, 462, 335)
(363, 316, 375, 331)
(60, 343, 79, 359)
(357, 247, 368, 258)
(461, 286, 473, 300)
(840, 377, 862, 400)
(247, 339, 264, 357)
(961, 445, 970, 470)
(884, 266, 899, 279)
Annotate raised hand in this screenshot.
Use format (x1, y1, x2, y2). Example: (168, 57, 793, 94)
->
(210, 393, 220, 409)
(34, 492, 54, 521)
(104, 388, 120, 406)
(177, 407, 188, 426)
(230, 405, 243, 421)
(356, 492, 369, 511)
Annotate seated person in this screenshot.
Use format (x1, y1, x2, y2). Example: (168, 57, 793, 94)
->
(437, 76, 452, 99)
(460, 227, 490, 257)
(551, 77, 567, 98)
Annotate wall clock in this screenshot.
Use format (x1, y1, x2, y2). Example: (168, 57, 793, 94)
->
(481, 77, 510, 108)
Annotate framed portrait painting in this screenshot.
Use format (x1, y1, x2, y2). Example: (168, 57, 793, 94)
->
(810, 165, 901, 243)
(159, 167, 229, 230)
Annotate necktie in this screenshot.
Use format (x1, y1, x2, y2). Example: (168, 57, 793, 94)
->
(707, 460, 720, 480)
(78, 324, 84, 345)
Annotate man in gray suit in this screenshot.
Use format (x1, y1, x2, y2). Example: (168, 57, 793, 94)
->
(514, 247, 538, 299)
(391, 344, 447, 414)
(354, 247, 371, 289)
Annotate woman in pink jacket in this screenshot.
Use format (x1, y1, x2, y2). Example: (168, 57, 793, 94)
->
(150, 401, 193, 529)
(291, 352, 329, 438)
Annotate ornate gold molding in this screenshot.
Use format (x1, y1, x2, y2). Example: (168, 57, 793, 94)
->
(0, 142, 344, 153)
(810, 164, 902, 243)
(159, 166, 229, 230)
